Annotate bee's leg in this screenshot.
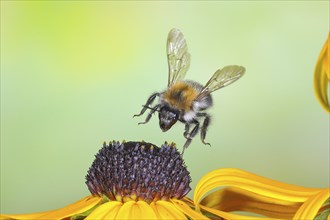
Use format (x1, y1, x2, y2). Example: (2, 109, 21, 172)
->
(133, 92, 160, 117)
(183, 120, 199, 151)
(197, 112, 211, 146)
(138, 104, 161, 125)
(183, 123, 190, 138)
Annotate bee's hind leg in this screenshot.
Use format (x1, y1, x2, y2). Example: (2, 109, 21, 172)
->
(133, 92, 160, 117)
(183, 123, 190, 138)
(197, 112, 211, 146)
(182, 120, 200, 151)
(138, 104, 161, 125)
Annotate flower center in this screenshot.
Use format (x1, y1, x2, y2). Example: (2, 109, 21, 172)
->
(85, 141, 191, 203)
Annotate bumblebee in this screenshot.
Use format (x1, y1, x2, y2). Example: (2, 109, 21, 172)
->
(134, 28, 245, 151)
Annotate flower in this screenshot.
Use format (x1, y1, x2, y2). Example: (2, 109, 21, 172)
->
(1, 141, 329, 220)
(194, 168, 330, 220)
(85, 141, 191, 203)
(314, 32, 330, 113)
(0, 141, 206, 220)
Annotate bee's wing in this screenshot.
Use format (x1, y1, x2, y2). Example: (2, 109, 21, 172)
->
(196, 65, 245, 100)
(167, 28, 191, 87)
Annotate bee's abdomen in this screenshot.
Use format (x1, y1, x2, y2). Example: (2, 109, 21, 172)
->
(163, 81, 200, 112)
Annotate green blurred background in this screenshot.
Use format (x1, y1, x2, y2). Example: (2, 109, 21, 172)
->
(1, 1, 329, 214)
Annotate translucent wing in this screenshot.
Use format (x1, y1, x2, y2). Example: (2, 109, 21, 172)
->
(167, 28, 191, 87)
(197, 65, 245, 100)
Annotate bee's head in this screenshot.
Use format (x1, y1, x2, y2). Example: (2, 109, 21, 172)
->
(158, 106, 179, 132)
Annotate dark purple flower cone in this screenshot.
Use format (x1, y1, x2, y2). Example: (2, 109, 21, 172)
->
(85, 141, 191, 203)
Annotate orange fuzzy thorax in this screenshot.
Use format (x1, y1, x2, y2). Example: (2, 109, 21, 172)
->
(163, 81, 199, 112)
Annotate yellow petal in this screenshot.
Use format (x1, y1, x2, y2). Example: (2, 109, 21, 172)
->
(170, 199, 209, 220)
(194, 168, 322, 208)
(102, 204, 122, 219)
(0, 211, 49, 220)
(0, 195, 101, 220)
(150, 200, 187, 220)
(200, 204, 284, 220)
(135, 201, 158, 219)
(114, 200, 158, 219)
(85, 201, 122, 219)
(200, 186, 301, 219)
(39, 195, 101, 219)
(149, 202, 162, 219)
(115, 201, 135, 219)
(130, 201, 143, 219)
(314, 32, 330, 113)
(293, 188, 330, 220)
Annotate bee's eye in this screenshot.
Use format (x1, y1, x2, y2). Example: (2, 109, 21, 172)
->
(168, 112, 177, 120)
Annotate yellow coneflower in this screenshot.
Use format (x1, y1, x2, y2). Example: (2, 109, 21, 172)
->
(194, 168, 330, 219)
(314, 32, 330, 113)
(1, 141, 329, 219)
(0, 141, 206, 220)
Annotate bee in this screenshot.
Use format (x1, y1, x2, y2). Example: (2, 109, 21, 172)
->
(134, 28, 245, 151)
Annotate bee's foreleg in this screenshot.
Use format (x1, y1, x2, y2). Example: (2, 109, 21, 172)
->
(183, 120, 199, 150)
(133, 92, 160, 117)
(138, 104, 161, 125)
(197, 112, 211, 146)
